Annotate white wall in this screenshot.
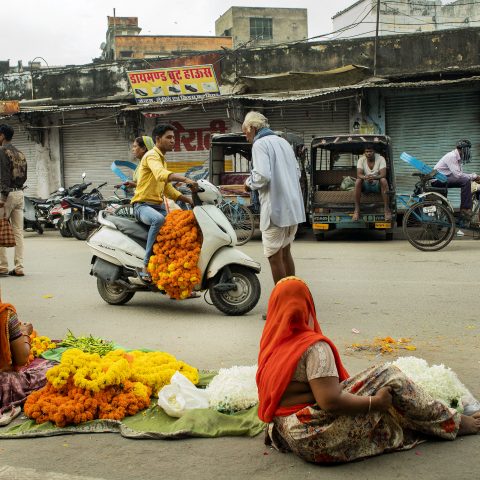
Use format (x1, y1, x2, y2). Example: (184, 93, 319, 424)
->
(332, 0, 479, 39)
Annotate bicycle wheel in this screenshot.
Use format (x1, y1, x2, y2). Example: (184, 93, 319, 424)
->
(403, 200, 455, 251)
(114, 204, 135, 219)
(219, 202, 255, 245)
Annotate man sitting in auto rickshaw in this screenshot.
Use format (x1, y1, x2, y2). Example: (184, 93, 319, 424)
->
(352, 144, 392, 222)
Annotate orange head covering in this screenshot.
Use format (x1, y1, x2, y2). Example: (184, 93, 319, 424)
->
(256, 276, 349, 423)
(0, 300, 15, 370)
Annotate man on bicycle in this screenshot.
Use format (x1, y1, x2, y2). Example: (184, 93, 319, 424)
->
(433, 139, 480, 219)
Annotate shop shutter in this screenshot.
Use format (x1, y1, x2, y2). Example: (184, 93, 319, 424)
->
(386, 91, 480, 209)
(151, 104, 231, 174)
(266, 99, 351, 146)
(7, 118, 39, 196)
(62, 116, 131, 198)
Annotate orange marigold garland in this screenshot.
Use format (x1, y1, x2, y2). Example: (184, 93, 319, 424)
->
(148, 210, 202, 300)
(24, 348, 198, 427)
(24, 380, 151, 427)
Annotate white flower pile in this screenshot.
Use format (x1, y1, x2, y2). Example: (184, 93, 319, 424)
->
(389, 357, 469, 410)
(206, 365, 258, 413)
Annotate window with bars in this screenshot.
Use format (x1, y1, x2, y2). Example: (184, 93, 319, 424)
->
(249, 17, 273, 40)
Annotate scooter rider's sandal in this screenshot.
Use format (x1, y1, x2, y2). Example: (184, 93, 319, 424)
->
(136, 269, 151, 283)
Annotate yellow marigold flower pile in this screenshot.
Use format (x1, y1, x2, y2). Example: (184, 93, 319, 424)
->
(147, 210, 202, 300)
(128, 350, 199, 394)
(30, 334, 56, 359)
(24, 348, 199, 427)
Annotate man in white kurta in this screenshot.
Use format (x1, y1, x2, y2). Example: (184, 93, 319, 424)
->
(243, 111, 306, 284)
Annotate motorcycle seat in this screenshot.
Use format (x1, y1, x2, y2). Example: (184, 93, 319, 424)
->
(105, 214, 149, 241)
(29, 197, 47, 204)
(71, 198, 101, 207)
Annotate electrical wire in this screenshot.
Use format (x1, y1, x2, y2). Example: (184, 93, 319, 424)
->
(25, 113, 121, 129)
(382, 1, 480, 6)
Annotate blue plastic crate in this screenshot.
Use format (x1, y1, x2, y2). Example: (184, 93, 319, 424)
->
(400, 152, 448, 183)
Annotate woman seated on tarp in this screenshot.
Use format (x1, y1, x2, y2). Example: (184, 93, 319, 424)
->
(0, 291, 52, 424)
(256, 277, 480, 464)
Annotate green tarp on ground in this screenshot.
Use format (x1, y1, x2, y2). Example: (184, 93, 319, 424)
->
(0, 364, 264, 439)
(0, 404, 264, 439)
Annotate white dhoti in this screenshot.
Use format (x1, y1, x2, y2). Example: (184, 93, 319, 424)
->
(262, 224, 298, 257)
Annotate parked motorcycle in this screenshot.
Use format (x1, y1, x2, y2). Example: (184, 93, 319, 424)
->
(23, 195, 44, 234)
(56, 179, 98, 238)
(28, 187, 69, 229)
(87, 180, 261, 315)
(61, 175, 107, 241)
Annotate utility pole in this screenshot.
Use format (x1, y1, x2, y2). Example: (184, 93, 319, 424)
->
(113, 8, 117, 61)
(373, 0, 381, 76)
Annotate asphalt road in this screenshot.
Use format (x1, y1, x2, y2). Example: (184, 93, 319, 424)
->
(0, 229, 479, 479)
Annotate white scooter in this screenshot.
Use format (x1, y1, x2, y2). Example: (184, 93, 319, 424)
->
(87, 180, 261, 316)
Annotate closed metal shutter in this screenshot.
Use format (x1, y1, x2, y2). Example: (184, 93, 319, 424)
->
(62, 116, 131, 198)
(153, 104, 231, 174)
(266, 99, 351, 145)
(386, 91, 480, 209)
(8, 118, 39, 196)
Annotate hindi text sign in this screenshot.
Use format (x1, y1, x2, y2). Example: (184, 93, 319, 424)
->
(127, 65, 220, 104)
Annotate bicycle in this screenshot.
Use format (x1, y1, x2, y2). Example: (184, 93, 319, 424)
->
(217, 197, 255, 246)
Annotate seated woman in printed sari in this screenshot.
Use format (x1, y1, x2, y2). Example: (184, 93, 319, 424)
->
(0, 289, 51, 424)
(0, 298, 32, 372)
(256, 277, 480, 464)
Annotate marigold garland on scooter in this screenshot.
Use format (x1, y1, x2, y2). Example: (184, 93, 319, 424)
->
(148, 210, 202, 300)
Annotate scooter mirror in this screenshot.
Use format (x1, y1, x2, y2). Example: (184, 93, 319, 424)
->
(59, 187, 65, 192)
(82, 172, 86, 179)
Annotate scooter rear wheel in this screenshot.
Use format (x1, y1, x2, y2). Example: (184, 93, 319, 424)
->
(97, 278, 135, 305)
(208, 265, 260, 316)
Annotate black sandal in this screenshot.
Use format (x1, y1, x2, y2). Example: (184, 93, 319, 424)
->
(8, 270, 25, 277)
(137, 270, 151, 283)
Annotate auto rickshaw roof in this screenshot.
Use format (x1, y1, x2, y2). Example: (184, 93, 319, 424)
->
(211, 131, 305, 147)
(311, 134, 390, 153)
(211, 133, 249, 145)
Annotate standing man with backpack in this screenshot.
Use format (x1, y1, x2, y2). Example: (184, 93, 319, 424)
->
(0, 124, 27, 277)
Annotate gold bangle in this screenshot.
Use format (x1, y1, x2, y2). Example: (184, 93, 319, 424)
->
(368, 396, 372, 414)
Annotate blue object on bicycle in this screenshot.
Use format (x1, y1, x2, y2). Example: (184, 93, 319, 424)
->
(400, 152, 448, 183)
(111, 160, 137, 182)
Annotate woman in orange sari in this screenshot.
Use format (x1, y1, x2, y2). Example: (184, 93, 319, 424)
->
(256, 277, 480, 464)
(0, 291, 51, 424)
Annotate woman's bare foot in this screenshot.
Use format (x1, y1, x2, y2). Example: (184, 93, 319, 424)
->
(352, 210, 360, 221)
(458, 414, 480, 436)
(384, 209, 392, 222)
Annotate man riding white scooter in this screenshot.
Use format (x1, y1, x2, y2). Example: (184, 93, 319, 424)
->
(131, 124, 198, 282)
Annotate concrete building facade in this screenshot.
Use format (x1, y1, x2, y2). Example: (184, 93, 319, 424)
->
(215, 7, 308, 48)
(102, 16, 232, 60)
(332, 0, 480, 39)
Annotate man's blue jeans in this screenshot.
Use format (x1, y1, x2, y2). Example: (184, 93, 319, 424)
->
(133, 203, 167, 265)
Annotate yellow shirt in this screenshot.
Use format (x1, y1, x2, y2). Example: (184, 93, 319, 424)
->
(131, 146, 181, 205)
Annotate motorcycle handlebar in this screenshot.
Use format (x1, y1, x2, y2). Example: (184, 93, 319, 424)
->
(98, 182, 107, 189)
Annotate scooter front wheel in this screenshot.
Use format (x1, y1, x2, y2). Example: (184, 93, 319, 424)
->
(58, 218, 73, 237)
(97, 278, 135, 305)
(70, 212, 91, 241)
(208, 265, 260, 316)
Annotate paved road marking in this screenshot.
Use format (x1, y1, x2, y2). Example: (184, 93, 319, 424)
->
(0, 465, 107, 480)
